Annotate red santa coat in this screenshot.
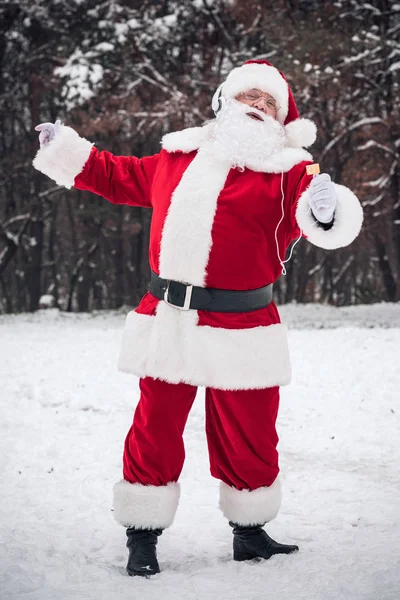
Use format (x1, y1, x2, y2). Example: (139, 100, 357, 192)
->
(33, 123, 363, 390)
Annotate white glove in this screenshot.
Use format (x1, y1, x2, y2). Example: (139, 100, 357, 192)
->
(309, 173, 336, 224)
(34, 119, 61, 147)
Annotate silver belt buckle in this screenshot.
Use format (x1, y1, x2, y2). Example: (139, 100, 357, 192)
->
(164, 281, 193, 311)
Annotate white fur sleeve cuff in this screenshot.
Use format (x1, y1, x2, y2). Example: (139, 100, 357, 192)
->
(295, 183, 363, 249)
(32, 125, 93, 189)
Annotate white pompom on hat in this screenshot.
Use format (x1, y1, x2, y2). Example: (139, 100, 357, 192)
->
(212, 59, 317, 148)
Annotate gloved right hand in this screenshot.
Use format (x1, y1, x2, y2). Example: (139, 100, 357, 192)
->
(308, 173, 337, 224)
(35, 119, 61, 147)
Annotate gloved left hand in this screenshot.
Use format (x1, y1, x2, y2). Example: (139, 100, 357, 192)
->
(34, 119, 62, 147)
(308, 173, 337, 224)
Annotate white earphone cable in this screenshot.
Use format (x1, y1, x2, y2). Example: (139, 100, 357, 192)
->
(274, 172, 303, 276)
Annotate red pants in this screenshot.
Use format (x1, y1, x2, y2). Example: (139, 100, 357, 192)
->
(123, 377, 280, 491)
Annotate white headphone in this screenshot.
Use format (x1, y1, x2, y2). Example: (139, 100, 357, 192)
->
(211, 84, 225, 115)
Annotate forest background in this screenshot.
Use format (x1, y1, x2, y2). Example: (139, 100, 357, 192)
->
(0, 0, 399, 313)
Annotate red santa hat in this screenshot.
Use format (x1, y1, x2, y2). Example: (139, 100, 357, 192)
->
(212, 59, 317, 148)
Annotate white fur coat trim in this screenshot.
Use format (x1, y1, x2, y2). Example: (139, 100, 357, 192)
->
(296, 183, 363, 249)
(219, 478, 282, 525)
(117, 302, 291, 390)
(162, 124, 312, 173)
(113, 480, 180, 528)
(161, 124, 213, 153)
(159, 148, 231, 286)
(32, 125, 93, 189)
(222, 63, 289, 123)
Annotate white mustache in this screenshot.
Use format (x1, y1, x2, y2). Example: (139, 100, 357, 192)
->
(245, 107, 266, 121)
(225, 100, 278, 126)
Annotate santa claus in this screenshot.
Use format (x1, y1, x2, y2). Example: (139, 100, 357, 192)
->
(33, 60, 363, 577)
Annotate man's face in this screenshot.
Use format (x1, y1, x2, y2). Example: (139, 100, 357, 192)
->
(235, 88, 279, 121)
(211, 93, 286, 169)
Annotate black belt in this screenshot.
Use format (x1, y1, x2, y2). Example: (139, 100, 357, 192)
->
(150, 271, 273, 313)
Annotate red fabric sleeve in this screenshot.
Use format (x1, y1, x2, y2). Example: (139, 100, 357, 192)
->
(285, 160, 313, 242)
(74, 147, 160, 208)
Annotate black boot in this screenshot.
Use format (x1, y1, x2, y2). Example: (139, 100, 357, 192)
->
(126, 527, 163, 577)
(230, 522, 299, 561)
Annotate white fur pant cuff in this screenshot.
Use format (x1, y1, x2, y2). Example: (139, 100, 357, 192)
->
(113, 480, 180, 529)
(219, 478, 282, 526)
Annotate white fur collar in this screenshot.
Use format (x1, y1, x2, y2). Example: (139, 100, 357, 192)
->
(161, 122, 313, 173)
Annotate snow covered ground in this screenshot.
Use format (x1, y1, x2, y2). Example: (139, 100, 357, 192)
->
(1, 303, 399, 600)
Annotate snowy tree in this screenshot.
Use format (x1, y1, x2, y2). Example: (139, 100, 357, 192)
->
(0, 0, 399, 312)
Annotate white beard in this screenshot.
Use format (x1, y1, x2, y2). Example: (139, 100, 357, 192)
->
(203, 99, 286, 171)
